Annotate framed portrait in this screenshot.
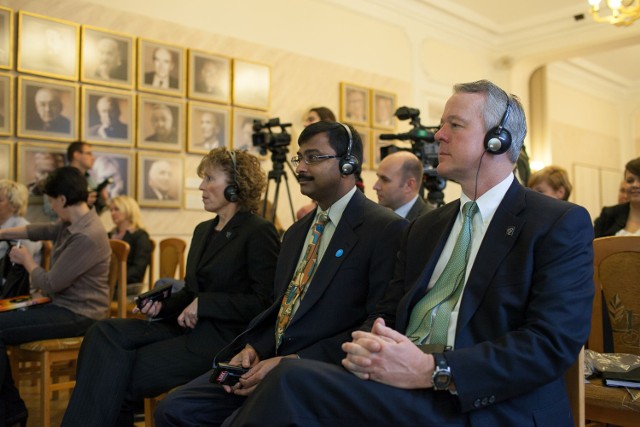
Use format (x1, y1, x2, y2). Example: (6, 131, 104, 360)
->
(232, 108, 269, 158)
(0, 7, 13, 70)
(188, 49, 231, 104)
(81, 25, 135, 89)
(17, 11, 79, 81)
(16, 141, 67, 197)
(137, 94, 185, 151)
(353, 126, 371, 170)
(89, 148, 133, 200)
(371, 89, 396, 130)
(137, 38, 186, 97)
(137, 151, 184, 208)
(0, 72, 12, 136)
(187, 101, 230, 154)
(340, 82, 370, 127)
(17, 76, 78, 142)
(0, 141, 13, 180)
(82, 85, 135, 147)
(232, 59, 270, 111)
(184, 154, 205, 210)
(372, 130, 411, 169)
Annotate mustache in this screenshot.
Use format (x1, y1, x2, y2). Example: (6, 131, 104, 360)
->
(297, 174, 313, 182)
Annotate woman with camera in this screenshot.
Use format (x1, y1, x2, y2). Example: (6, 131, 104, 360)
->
(63, 148, 280, 426)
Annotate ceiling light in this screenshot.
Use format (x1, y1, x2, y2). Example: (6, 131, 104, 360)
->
(588, 0, 640, 26)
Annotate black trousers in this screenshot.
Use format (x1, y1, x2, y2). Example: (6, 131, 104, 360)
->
(61, 318, 212, 427)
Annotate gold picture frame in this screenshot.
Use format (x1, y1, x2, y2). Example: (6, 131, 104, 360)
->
(0, 72, 12, 136)
(137, 151, 184, 208)
(371, 89, 397, 130)
(81, 85, 135, 147)
(16, 141, 67, 198)
(137, 38, 186, 97)
(137, 94, 185, 152)
(17, 75, 78, 142)
(188, 49, 231, 104)
(0, 7, 13, 70)
(187, 101, 230, 154)
(232, 107, 269, 158)
(232, 59, 271, 111)
(340, 82, 370, 127)
(17, 11, 79, 81)
(0, 140, 13, 180)
(353, 125, 371, 170)
(81, 25, 136, 90)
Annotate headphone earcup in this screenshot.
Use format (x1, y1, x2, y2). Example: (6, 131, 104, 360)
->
(339, 155, 358, 175)
(484, 127, 512, 154)
(224, 184, 239, 202)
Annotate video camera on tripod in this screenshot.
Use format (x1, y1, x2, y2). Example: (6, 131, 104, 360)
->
(379, 106, 447, 207)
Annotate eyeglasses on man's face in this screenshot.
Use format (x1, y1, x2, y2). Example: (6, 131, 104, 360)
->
(291, 154, 339, 167)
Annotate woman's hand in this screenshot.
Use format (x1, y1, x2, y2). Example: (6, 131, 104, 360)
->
(178, 297, 199, 329)
(10, 245, 39, 273)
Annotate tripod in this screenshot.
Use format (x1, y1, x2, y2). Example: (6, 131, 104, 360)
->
(423, 174, 446, 208)
(262, 149, 297, 225)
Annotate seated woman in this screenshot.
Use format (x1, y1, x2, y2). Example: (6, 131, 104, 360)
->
(108, 195, 153, 295)
(595, 157, 640, 237)
(0, 167, 111, 426)
(0, 179, 41, 263)
(527, 165, 572, 201)
(62, 148, 280, 426)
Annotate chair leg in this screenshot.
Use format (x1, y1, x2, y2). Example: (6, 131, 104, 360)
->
(144, 397, 155, 427)
(40, 351, 51, 427)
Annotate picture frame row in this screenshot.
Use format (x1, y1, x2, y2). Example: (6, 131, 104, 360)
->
(340, 82, 398, 131)
(0, 8, 271, 109)
(0, 73, 273, 156)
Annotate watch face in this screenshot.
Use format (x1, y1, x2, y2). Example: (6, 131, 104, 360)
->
(433, 371, 451, 390)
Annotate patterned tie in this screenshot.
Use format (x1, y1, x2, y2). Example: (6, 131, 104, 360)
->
(275, 212, 330, 348)
(406, 201, 478, 345)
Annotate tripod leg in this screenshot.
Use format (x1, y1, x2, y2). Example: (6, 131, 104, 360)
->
(282, 172, 296, 223)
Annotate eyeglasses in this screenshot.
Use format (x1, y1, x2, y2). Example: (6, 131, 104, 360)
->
(291, 154, 339, 167)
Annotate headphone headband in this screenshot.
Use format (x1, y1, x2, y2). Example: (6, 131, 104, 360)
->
(338, 122, 358, 175)
(224, 150, 239, 202)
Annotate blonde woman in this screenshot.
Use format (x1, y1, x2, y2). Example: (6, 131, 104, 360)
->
(0, 179, 41, 262)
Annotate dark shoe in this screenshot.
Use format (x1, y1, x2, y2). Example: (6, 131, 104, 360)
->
(5, 408, 28, 427)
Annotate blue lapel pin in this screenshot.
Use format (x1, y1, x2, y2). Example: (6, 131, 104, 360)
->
(335, 249, 344, 257)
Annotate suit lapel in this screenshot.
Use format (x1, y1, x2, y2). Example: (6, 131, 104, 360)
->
(196, 212, 247, 271)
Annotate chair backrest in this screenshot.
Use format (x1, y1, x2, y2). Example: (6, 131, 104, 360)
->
(589, 235, 640, 355)
(159, 238, 186, 280)
(40, 240, 53, 270)
(109, 239, 130, 318)
(563, 347, 585, 427)
(148, 238, 157, 290)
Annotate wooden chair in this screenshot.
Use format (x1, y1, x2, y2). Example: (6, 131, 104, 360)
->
(40, 240, 52, 271)
(159, 237, 186, 280)
(565, 347, 585, 427)
(585, 235, 640, 427)
(110, 238, 156, 318)
(10, 240, 129, 427)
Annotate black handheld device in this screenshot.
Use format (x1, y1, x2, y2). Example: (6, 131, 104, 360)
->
(135, 281, 172, 309)
(209, 362, 249, 386)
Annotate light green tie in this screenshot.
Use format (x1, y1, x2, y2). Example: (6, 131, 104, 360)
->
(406, 201, 478, 345)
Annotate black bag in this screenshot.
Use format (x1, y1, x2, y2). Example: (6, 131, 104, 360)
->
(0, 242, 31, 298)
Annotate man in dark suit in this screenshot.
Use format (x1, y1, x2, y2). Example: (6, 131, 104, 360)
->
(28, 87, 71, 133)
(144, 47, 179, 89)
(224, 80, 595, 427)
(373, 150, 432, 221)
(154, 121, 408, 426)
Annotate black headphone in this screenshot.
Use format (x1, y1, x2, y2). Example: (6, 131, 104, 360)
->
(484, 99, 512, 155)
(338, 123, 358, 175)
(224, 150, 239, 202)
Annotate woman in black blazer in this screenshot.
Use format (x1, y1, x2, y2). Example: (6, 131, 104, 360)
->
(63, 149, 280, 426)
(594, 157, 640, 237)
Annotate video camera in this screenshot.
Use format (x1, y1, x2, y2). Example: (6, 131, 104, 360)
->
(379, 106, 446, 207)
(252, 118, 292, 158)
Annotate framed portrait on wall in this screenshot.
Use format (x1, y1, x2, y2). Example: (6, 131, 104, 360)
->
(89, 148, 133, 200)
(353, 126, 371, 170)
(81, 85, 134, 147)
(137, 38, 186, 97)
(232, 108, 269, 158)
(0, 141, 13, 180)
(371, 89, 396, 130)
(372, 129, 406, 169)
(340, 82, 370, 127)
(81, 25, 135, 89)
(137, 151, 183, 208)
(232, 59, 270, 111)
(0, 7, 13, 70)
(17, 11, 79, 81)
(16, 141, 67, 197)
(0, 72, 12, 136)
(17, 76, 78, 142)
(188, 49, 231, 104)
(184, 154, 205, 210)
(187, 101, 230, 154)
(137, 94, 185, 151)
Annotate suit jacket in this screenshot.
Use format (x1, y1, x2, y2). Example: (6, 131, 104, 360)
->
(593, 202, 629, 237)
(144, 186, 172, 200)
(245, 190, 408, 364)
(405, 196, 431, 222)
(108, 228, 153, 284)
(160, 211, 280, 356)
(28, 114, 71, 133)
(378, 180, 594, 425)
(144, 71, 179, 89)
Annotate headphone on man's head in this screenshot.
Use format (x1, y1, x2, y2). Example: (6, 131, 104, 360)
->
(338, 122, 359, 175)
(224, 150, 239, 202)
(484, 99, 512, 155)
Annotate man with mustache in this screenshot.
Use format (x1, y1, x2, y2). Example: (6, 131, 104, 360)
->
(155, 120, 408, 426)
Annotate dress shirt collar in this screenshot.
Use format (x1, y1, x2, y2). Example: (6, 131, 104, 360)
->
(394, 195, 419, 219)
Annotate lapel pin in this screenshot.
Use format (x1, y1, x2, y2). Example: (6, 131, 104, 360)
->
(226, 232, 232, 239)
(335, 249, 344, 257)
(506, 226, 515, 236)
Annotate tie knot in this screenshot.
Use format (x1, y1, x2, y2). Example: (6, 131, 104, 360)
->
(462, 201, 478, 219)
(316, 212, 329, 228)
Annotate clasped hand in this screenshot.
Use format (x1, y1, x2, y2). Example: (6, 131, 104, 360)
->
(341, 318, 434, 389)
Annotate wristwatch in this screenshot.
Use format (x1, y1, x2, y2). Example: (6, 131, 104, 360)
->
(431, 352, 452, 391)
